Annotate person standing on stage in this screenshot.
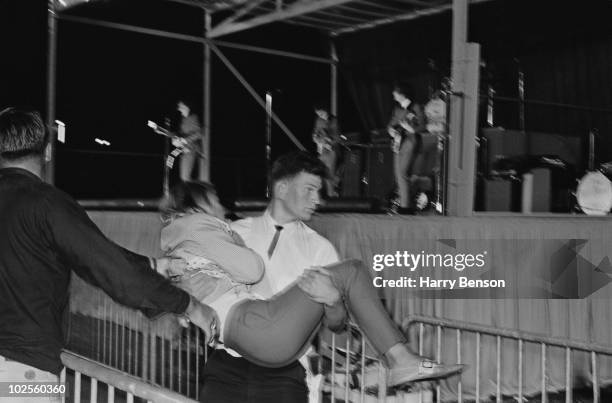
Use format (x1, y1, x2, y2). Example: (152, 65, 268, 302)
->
(176, 99, 203, 181)
(387, 83, 426, 213)
(312, 104, 341, 198)
(424, 89, 447, 136)
(0, 107, 218, 395)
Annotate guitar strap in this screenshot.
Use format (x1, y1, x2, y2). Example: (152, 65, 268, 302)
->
(166, 148, 184, 169)
(166, 147, 207, 169)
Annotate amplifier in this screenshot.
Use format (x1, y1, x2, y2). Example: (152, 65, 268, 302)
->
(340, 148, 363, 197)
(481, 177, 520, 212)
(365, 145, 394, 201)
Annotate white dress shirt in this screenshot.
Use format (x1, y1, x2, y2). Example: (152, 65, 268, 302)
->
(231, 210, 340, 298)
(425, 97, 447, 134)
(231, 210, 340, 401)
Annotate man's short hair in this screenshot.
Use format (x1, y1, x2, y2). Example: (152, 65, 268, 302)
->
(393, 81, 414, 99)
(177, 98, 195, 110)
(0, 108, 47, 161)
(313, 100, 330, 112)
(270, 151, 328, 187)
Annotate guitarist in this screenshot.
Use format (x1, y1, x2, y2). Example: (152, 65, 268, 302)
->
(176, 99, 204, 181)
(312, 103, 341, 197)
(386, 83, 426, 213)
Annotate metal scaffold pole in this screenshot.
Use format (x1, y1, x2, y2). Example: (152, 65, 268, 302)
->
(446, 0, 481, 216)
(201, 11, 212, 181)
(45, 0, 58, 184)
(330, 38, 338, 117)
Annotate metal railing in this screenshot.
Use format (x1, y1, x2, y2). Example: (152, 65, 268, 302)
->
(69, 284, 206, 400)
(404, 315, 612, 403)
(70, 285, 417, 403)
(320, 325, 435, 403)
(60, 350, 197, 403)
(71, 284, 612, 402)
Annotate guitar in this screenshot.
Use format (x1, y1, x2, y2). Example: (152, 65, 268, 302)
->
(388, 112, 415, 154)
(312, 116, 344, 155)
(147, 120, 205, 168)
(313, 132, 335, 155)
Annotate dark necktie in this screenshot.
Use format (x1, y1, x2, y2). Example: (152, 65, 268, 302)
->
(267, 225, 284, 259)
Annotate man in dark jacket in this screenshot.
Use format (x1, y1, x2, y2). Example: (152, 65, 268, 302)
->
(0, 108, 218, 388)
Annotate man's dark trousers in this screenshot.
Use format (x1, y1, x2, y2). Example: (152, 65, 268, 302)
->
(200, 350, 308, 403)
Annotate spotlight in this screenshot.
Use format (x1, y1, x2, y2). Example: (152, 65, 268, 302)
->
(56, 0, 92, 11)
(94, 138, 111, 146)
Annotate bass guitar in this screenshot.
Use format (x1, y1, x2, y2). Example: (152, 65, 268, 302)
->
(147, 120, 205, 168)
(388, 112, 415, 154)
(313, 132, 336, 155)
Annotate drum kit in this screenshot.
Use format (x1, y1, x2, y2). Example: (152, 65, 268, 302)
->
(576, 163, 612, 215)
(574, 129, 612, 215)
(485, 129, 612, 215)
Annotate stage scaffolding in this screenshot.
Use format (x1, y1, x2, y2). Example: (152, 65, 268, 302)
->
(46, 0, 490, 216)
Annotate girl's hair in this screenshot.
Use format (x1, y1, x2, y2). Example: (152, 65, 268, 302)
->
(160, 181, 217, 223)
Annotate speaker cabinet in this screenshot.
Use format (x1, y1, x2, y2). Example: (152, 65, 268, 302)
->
(522, 168, 552, 212)
(482, 178, 516, 212)
(482, 128, 583, 173)
(365, 146, 394, 201)
(341, 148, 363, 197)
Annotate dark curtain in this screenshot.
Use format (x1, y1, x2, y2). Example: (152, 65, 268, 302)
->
(476, 0, 612, 165)
(520, 39, 612, 162)
(337, 13, 451, 138)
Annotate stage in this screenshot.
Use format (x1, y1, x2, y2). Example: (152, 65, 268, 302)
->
(69, 210, 612, 401)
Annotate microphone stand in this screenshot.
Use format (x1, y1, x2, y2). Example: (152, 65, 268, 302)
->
(162, 117, 171, 198)
(588, 128, 598, 172)
(265, 91, 272, 198)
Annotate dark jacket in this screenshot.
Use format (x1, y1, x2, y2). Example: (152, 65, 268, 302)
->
(0, 168, 189, 374)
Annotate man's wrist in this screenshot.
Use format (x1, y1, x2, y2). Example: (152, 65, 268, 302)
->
(323, 293, 342, 308)
(181, 295, 200, 323)
(149, 257, 158, 272)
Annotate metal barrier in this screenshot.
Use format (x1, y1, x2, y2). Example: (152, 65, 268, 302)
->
(68, 285, 206, 401)
(320, 325, 435, 403)
(60, 350, 197, 403)
(404, 315, 612, 403)
(70, 287, 416, 403)
(73, 289, 612, 402)
(72, 285, 469, 403)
